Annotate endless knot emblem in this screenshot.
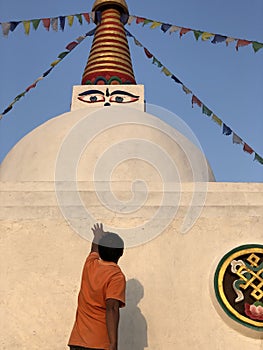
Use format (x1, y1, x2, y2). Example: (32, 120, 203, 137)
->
(214, 245, 263, 332)
(231, 254, 263, 302)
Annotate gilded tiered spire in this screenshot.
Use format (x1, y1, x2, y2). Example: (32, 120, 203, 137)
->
(82, 0, 136, 85)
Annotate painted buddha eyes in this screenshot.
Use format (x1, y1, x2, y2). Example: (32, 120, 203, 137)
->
(78, 89, 139, 105)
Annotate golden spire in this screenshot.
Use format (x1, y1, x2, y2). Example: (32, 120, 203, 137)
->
(82, 0, 136, 85)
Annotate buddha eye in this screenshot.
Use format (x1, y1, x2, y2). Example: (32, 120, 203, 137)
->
(109, 94, 139, 104)
(78, 92, 105, 103)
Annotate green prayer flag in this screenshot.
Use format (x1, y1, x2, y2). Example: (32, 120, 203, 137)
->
(152, 57, 162, 67)
(58, 51, 69, 59)
(202, 105, 212, 116)
(143, 19, 152, 26)
(254, 153, 263, 165)
(193, 30, 203, 41)
(32, 19, 41, 30)
(252, 41, 263, 52)
(76, 14, 83, 25)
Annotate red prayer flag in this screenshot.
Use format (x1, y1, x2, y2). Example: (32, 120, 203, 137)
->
(42, 18, 51, 31)
(180, 28, 191, 37)
(83, 13, 90, 24)
(191, 95, 202, 108)
(136, 17, 145, 24)
(144, 48, 153, 59)
(243, 143, 254, 154)
(66, 41, 78, 51)
(236, 39, 251, 51)
(25, 82, 37, 92)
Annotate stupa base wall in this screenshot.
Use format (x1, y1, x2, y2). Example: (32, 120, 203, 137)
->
(1, 181, 263, 349)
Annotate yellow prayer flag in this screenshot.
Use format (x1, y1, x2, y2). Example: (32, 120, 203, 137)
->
(162, 67, 172, 76)
(212, 114, 222, 127)
(67, 15, 74, 27)
(201, 32, 213, 41)
(50, 59, 61, 67)
(150, 21, 162, 29)
(23, 21, 30, 35)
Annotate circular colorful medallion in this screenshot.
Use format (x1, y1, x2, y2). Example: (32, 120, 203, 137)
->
(214, 244, 263, 331)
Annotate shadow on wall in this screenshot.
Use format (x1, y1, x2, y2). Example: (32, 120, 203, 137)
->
(119, 279, 148, 350)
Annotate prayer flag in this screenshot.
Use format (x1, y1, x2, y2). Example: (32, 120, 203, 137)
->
(59, 16, 65, 31)
(136, 17, 145, 24)
(171, 75, 182, 84)
(152, 57, 162, 67)
(169, 25, 180, 34)
(144, 48, 153, 59)
(43, 67, 53, 77)
(252, 41, 263, 52)
(3, 105, 13, 115)
(162, 67, 172, 76)
(191, 95, 202, 108)
(66, 41, 78, 51)
(51, 18, 58, 31)
(127, 16, 135, 25)
(10, 21, 20, 32)
(180, 28, 191, 37)
(42, 18, 51, 31)
(134, 38, 142, 47)
(143, 19, 152, 26)
(225, 37, 235, 46)
(76, 36, 85, 43)
(201, 32, 213, 41)
(1, 22, 11, 36)
(161, 23, 172, 33)
(236, 39, 251, 51)
(76, 14, 83, 25)
(120, 13, 129, 24)
(32, 19, 41, 30)
(193, 30, 203, 41)
(67, 15, 74, 27)
(243, 143, 254, 154)
(150, 21, 162, 29)
(58, 51, 69, 59)
(23, 21, 30, 35)
(50, 59, 61, 67)
(232, 133, 243, 144)
(182, 85, 192, 94)
(83, 13, 90, 24)
(212, 114, 222, 126)
(26, 82, 37, 92)
(254, 153, 263, 165)
(211, 34, 227, 44)
(95, 11, 102, 24)
(202, 105, 212, 116)
(222, 123, 232, 136)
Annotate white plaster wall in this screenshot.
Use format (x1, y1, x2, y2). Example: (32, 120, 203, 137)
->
(0, 182, 262, 349)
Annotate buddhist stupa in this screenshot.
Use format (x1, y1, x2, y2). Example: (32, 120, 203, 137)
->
(2, 1, 262, 350)
(0, 0, 215, 182)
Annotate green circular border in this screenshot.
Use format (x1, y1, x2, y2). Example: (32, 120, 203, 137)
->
(214, 244, 263, 331)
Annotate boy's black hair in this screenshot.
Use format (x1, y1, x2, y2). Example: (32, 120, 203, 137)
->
(98, 232, 124, 263)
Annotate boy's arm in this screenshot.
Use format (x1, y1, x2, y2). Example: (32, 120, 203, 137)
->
(91, 223, 106, 253)
(106, 298, 121, 350)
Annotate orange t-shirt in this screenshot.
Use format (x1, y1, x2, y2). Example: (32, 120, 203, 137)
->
(68, 252, 126, 349)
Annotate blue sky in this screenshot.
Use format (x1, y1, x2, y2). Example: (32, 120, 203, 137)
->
(0, 0, 262, 182)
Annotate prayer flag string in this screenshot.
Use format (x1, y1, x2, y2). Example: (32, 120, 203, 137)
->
(0, 28, 95, 119)
(0, 12, 94, 36)
(126, 29, 263, 165)
(128, 15, 263, 53)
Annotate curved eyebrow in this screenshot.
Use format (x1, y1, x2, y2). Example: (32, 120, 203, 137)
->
(78, 90, 105, 96)
(110, 90, 139, 98)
